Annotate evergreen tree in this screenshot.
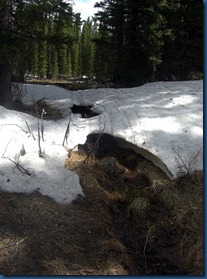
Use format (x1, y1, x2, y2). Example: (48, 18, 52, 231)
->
(66, 47, 72, 77)
(122, 0, 164, 85)
(72, 43, 80, 77)
(51, 46, 59, 79)
(0, 0, 74, 106)
(80, 18, 95, 78)
(157, 0, 203, 80)
(93, 21, 113, 82)
(38, 40, 48, 78)
(98, 0, 158, 85)
(31, 42, 39, 77)
(94, 0, 119, 83)
(58, 45, 67, 75)
(71, 13, 81, 77)
(0, 0, 203, 106)
(94, 0, 202, 85)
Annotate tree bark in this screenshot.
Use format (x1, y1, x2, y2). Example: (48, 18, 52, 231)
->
(0, 0, 12, 107)
(0, 61, 11, 106)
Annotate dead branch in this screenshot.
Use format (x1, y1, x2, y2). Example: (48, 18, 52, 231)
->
(33, 99, 44, 157)
(66, 144, 78, 158)
(171, 143, 203, 175)
(0, 124, 28, 134)
(188, 147, 203, 171)
(72, 124, 106, 170)
(40, 109, 47, 142)
(37, 118, 43, 157)
(7, 157, 32, 176)
(11, 82, 27, 103)
(1, 138, 14, 158)
(62, 112, 72, 148)
(93, 126, 105, 153)
(20, 113, 36, 140)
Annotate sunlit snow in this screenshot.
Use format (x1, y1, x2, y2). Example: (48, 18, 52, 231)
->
(0, 80, 203, 204)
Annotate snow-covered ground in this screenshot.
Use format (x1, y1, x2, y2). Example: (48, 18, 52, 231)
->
(0, 80, 203, 204)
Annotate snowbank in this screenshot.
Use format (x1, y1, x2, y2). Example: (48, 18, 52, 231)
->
(0, 80, 203, 204)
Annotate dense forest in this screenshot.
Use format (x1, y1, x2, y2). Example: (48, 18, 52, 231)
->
(0, 0, 203, 105)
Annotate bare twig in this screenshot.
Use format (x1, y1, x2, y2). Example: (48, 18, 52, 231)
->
(33, 99, 43, 157)
(40, 109, 47, 142)
(63, 112, 72, 147)
(188, 147, 203, 171)
(92, 125, 105, 153)
(66, 144, 78, 158)
(11, 82, 27, 102)
(171, 143, 203, 175)
(7, 157, 32, 176)
(0, 124, 28, 134)
(72, 125, 105, 170)
(37, 118, 43, 157)
(1, 138, 14, 158)
(20, 113, 36, 140)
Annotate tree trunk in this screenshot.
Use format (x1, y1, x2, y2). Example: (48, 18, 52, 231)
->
(0, 0, 12, 107)
(0, 61, 11, 106)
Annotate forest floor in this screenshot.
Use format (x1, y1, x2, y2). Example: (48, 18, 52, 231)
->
(0, 146, 203, 275)
(0, 83, 203, 275)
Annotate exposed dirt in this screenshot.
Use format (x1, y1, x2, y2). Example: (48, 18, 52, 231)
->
(0, 145, 203, 275)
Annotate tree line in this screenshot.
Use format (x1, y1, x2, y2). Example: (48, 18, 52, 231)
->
(93, 0, 203, 86)
(0, 0, 203, 106)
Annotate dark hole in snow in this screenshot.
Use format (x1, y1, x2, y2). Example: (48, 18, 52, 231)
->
(78, 133, 151, 187)
(71, 104, 100, 118)
(78, 133, 117, 158)
(78, 133, 173, 178)
(78, 133, 146, 170)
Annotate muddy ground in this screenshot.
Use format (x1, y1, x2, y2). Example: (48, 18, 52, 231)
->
(0, 145, 203, 275)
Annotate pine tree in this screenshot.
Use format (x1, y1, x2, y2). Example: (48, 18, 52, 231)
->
(80, 18, 95, 78)
(38, 40, 47, 78)
(71, 13, 81, 77)
(94, 0, 204, 85)
(122, 0, 164, 85)
(157, 0, 203, 80)
(67, 47, 72, 77)
(0, 0, 74, 105)
(31, 42, 39, 77)
(58, 45, 67, 75)
(72, 43, 80, 77)
(51, 46, 59, 79)
(94, 0, 163, 86)
(93, 22, 113, 82)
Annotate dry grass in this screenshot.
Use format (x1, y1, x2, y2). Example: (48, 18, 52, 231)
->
(0, 149, 203, 275)
(0, 188, 136, 275)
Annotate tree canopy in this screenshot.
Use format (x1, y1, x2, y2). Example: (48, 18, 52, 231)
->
(0, 0, 203, 106)
(94, 0, 203, 86)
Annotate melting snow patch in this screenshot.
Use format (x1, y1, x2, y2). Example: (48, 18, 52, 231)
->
(0, 80, 203, 204)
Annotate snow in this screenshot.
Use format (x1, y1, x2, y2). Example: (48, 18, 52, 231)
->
(0, 80, 203, 204)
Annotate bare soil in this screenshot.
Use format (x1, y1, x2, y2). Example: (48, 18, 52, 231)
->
(0, 147, 203, 275)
